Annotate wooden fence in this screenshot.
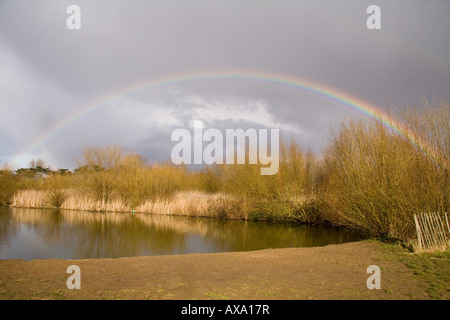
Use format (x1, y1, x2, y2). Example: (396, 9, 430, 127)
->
(413, 212, 449, 251)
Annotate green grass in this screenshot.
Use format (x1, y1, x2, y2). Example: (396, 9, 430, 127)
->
(401, 251, 450, 299)
(378, 241, 450, 299)
(204, 291, 229, 299)
(52, 290, 65, 300)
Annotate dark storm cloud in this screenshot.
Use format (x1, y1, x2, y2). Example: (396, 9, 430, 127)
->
(0, 0, 449, 169)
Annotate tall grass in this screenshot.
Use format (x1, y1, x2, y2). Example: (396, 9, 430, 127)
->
(11, 189, 244, 219)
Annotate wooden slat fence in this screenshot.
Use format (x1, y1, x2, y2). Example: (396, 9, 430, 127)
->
(413, 212, 449, 251)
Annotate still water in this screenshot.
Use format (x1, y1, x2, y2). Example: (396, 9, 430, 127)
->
(0, 207, 364, 260)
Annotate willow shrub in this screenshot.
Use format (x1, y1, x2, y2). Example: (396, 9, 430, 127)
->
(214, 140, 323, 223)
(321, 100, 449, 240)
(43, 172, 72, 207)
(0, 167, 23, 206)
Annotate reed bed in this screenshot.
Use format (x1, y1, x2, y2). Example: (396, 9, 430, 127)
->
(11, 190, 47, 208)
(11, 189, 246, 219)
(136, 191, 245, 219)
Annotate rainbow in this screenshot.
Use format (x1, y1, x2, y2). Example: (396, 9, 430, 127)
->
(13, 70, 443, 168)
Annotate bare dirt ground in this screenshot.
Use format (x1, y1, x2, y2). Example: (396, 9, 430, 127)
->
(0, 240, 438, 300)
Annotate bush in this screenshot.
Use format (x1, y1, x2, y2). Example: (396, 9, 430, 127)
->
(321, 100, 449, 240)
(0, 167, 22, 206)
(215, 139, 322, 223)
(43, 173, 71, 208)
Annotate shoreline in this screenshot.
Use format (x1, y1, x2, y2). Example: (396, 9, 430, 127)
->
(3, 200, 356, 232)
(0, 240, 440, 300)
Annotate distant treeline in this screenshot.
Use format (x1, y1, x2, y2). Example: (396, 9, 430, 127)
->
(1, 99, 448, 242)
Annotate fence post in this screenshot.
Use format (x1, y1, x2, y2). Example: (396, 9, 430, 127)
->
(413, 214, 422, 250)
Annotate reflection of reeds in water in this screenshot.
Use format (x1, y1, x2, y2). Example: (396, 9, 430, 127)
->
(11, 189, 245, 220)
(9, 206, 212, 237)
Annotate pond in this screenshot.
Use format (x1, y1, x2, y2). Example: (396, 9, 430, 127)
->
(0, 207, 364, 260)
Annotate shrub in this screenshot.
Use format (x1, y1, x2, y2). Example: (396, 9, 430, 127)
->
(0, 166, 22, 206)
(321, 99, 449, 240)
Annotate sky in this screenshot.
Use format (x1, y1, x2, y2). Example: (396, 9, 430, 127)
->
(0, 0, 449, 170)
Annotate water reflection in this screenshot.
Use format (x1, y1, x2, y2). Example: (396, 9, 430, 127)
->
(0, 207, 363, 260)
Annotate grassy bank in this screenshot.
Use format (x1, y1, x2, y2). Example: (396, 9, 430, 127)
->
(1, 98, 449, 244)
(376, 240, 450, 299)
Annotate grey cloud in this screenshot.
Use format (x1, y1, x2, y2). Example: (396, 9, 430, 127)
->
(0, 0, 448, 168)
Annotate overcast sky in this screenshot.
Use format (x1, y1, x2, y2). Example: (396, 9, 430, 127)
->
(0, 0, 449, 169)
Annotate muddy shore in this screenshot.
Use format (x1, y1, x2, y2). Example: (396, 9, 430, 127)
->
(0, 240, 435, 300)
